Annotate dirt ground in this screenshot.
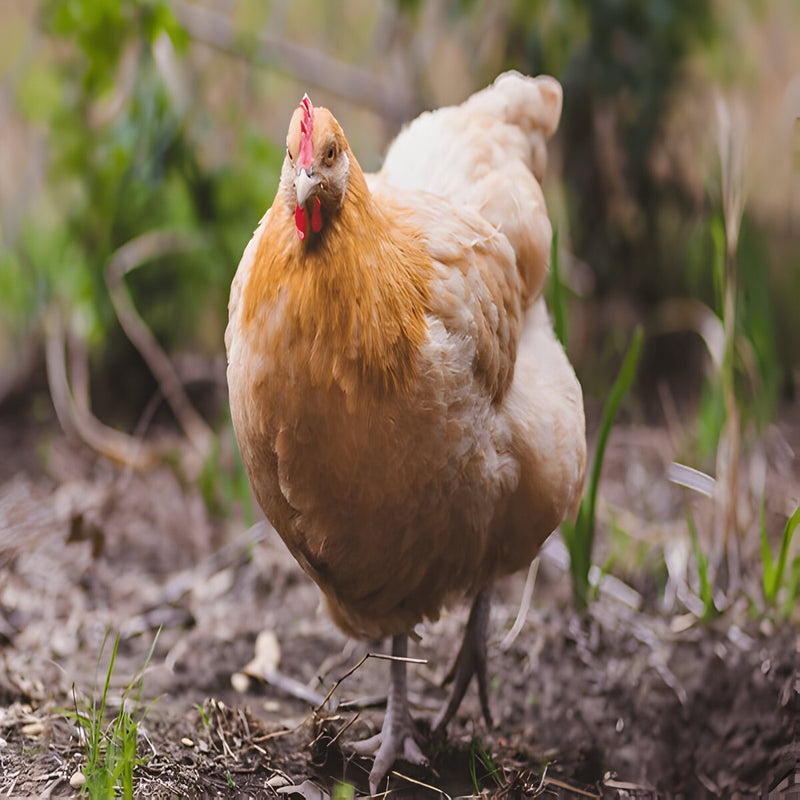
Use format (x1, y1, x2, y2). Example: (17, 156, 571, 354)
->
(0, 398, 798, 799)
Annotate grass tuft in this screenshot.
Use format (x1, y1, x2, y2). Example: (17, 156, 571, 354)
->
(60, 629, 160, 799)
(760, 501, 800, 610)
(687, 507, 720, 620)
(468, 739, 503, 794)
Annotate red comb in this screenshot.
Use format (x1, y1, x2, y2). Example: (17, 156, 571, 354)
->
(298, 94, 314, 168)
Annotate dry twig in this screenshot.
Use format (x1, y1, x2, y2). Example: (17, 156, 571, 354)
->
(714, 93, 748, 593)
(104, 230, 211, 459)
(314, 650, 426, 716)
(44, 306, 160, 470)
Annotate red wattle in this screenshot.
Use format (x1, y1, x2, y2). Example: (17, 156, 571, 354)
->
(295, 205, 307, 240)
(311, 197, 322, 233)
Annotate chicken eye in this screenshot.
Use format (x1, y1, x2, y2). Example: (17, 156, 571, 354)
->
(325, 145, 337, 165)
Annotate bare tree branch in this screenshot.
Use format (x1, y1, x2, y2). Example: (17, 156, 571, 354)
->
(44, 305, 160, 470)
(171, 0, 420, 130)
(104, 230, 213, 459)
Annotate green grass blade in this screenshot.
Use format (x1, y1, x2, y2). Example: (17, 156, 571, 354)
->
(84, 630, 118, 785)
(549, 228, 567, 348)
(687, 507, 718, 620)
(764, 506, 800, 603)
(85, 633, 121, 798)
(469, 757, 479, 795)
(566, 328, 643, 608)
(586, 327, 643, 530)
(759, 494, 775, 596)
(710, 215, 726, 317)
(784, 558, 800, 618)
(98, 632, 119, 725)
(130, 626, 161, 709)
(119, 714, 138, 800)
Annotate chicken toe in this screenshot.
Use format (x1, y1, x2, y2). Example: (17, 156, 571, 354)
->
(432, 589, 493, 734)
(348, 635, 428, 795)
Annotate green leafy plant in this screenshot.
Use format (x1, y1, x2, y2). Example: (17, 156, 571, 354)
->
(562, 327, 643, 608)
(61, 630, 160, 799)
(761, 502, 800, 610)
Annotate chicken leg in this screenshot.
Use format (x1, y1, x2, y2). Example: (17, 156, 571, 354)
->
(349, 634, 428, 794)
(432, 589, 493, 733)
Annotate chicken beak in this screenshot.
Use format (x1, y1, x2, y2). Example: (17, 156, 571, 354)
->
(295, 168, 321, 208)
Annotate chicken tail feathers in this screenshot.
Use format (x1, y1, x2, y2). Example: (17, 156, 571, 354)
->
(464, 71, 562, 183)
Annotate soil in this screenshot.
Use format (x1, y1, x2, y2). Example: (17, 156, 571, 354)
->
(0, 400, 798, 799)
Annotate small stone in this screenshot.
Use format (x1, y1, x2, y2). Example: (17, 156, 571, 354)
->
(181, 737, 195, 747)
(21, 722, 44, 737)
(266, 774, 291, 789)
(231, 671, 250, 693)
(69, 771, 86, 789)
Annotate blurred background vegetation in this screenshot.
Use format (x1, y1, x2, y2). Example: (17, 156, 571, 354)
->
(1, 0, 798, 514)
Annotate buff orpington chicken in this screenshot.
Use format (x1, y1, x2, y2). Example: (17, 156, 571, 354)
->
(225, 72, 586, 794)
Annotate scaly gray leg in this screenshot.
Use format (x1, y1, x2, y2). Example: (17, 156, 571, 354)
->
(348, 634, 428, 794)
(432, 589, 492, 733)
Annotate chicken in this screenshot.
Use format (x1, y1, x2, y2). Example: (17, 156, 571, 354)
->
(225, 72, 586, 794)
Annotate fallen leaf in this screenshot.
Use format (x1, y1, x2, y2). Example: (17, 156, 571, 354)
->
(277, 779, 330, 800)
(240, 629, 281, 678)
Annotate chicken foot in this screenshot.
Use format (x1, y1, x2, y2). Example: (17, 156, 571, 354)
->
(432, 588, 493, 733)
(348, 634, 428, 794)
